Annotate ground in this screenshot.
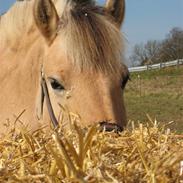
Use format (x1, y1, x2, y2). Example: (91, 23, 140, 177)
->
(125, 65, 183, 133)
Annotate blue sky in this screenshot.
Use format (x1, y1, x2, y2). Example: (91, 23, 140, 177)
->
(123, 0, 183, 59)
(0, 0, 183, 64)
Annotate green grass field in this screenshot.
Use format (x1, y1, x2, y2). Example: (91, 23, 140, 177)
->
(125, 65, 183, 133)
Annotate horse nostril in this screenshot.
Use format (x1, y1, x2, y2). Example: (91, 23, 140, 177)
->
(99, 121, 123, 133)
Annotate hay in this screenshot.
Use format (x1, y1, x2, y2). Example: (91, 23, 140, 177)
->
(0, 120, 183, 183)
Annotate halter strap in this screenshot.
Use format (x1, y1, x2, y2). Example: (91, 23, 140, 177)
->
(41, 75, 59, 129)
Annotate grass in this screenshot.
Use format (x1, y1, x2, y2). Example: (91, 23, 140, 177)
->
(125, 66, 183, 133)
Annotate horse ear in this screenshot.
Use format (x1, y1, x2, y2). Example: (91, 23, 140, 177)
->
(105, 0, 125, 28)
(33, 0, 59, 44)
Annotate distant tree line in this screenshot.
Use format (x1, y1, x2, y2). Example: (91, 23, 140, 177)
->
(130, 27, 183, 66)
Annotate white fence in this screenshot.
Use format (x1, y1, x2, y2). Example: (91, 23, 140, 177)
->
(128, 59, 183, 73)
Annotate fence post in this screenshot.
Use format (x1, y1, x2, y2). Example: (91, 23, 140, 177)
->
(138, 74, 142, 97)
(160, 62, 162, 69)
(177, 59, 180, 68)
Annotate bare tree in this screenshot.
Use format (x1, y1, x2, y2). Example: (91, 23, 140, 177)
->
(159, 27, 183, 62)
(130, 40, 161, 66)
(144, 40, 161, 63)
(129, 27, 183, 66)
(129, 43, 147, 66)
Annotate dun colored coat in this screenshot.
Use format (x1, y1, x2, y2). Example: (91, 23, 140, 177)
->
(0, 0, 129, 137)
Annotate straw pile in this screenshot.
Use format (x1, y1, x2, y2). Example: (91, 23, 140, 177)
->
(0, 119, 183, 183)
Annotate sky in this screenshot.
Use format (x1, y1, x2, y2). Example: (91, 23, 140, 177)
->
(0, 0, 183, 65)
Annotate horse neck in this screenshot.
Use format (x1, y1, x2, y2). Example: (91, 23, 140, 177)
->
(0, 0, 44, 91)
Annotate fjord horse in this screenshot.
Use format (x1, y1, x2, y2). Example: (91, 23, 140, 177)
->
(0, 0, 129, 136)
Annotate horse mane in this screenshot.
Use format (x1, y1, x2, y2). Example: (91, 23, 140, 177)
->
(0, 0, 124, 73)
(0, 1, 35, 48)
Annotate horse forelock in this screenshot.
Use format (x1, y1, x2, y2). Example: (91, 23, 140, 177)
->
(58, 3, 124, 74)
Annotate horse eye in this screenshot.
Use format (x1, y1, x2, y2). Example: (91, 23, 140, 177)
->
(121, 72, 130, 89)
(49, 78, 65, 91)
